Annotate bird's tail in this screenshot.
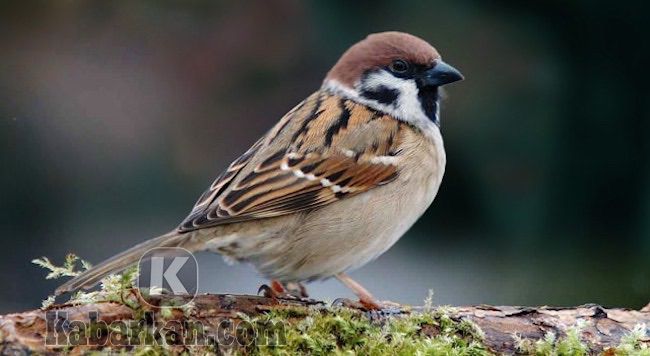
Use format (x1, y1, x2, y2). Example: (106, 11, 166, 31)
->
(55, 231, 193, 295)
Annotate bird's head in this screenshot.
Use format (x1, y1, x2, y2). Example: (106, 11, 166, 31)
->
(323, 31, 463, 127)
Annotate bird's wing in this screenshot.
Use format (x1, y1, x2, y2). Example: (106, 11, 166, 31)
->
(178, 91, 405, 232)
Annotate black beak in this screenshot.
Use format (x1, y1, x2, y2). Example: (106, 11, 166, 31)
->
(418, 60, 464, 87)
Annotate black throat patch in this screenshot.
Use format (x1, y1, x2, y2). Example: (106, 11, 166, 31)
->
(417, 87, 440, 125)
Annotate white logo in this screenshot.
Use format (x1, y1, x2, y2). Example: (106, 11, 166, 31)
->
(137, 247, 198, 307)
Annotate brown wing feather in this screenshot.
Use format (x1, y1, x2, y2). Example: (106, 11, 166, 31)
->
(222, 152, 397, 215)
(178, 91, 404, 232)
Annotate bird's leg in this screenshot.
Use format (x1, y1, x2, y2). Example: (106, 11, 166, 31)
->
(335, 273, 383, 310)
(334, 273, 404, 316)
(270, 280, 286, 295)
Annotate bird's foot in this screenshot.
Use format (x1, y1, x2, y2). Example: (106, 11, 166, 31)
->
(257, 284, 277, 298)
(332, 272, 407, 316)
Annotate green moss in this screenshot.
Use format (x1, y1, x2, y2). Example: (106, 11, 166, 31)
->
(606, 323, 650, 356)
(33, 255, 490, 355)
(249, 305, 488, 356)
(34, 255, 646, 355)
(515, 321, 590, 356)
(515, 321, 650, 356)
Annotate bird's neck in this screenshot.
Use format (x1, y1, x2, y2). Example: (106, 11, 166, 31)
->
(322, 79, 442, 141)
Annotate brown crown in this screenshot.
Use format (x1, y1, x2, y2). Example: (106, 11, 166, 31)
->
(325, 31, 440, 88)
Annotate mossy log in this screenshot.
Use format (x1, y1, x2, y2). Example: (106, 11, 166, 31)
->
(0, 294, 649, 354)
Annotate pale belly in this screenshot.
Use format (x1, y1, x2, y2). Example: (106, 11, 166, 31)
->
(261, 170, 441, 281)
(201, 128, 446, 282)
(245, 154, 442, 281)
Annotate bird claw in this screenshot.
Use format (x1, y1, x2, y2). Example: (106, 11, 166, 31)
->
(257, 284, 275, 298)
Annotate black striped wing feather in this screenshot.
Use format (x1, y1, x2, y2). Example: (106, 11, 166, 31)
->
(178, 91, 404, 232)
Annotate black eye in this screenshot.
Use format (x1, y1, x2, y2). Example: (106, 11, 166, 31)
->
(389, 59, 410, 74)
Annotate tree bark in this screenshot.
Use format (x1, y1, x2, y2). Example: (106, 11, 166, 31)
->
(0, 294, 648, 354)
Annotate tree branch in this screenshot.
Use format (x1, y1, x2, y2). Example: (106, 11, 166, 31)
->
(0, 294, 648, 354)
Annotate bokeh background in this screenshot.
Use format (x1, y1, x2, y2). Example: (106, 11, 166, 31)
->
(2, 1, 649, 314)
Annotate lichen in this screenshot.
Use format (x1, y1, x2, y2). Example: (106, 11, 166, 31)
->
(32, 254, 91, 280)
(33, 254, 145, 309)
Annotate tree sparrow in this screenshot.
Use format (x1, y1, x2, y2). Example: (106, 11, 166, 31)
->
(56, 31, 463, 309)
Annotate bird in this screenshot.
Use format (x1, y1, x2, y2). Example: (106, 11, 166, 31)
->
(55, 31, 463, 310)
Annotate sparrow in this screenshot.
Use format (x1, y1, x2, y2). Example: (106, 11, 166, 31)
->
(55, 31, 463, 309)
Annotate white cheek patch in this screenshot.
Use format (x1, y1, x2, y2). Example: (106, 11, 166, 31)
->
(322, 76, 440, 141)
(361, 71, 436, 125)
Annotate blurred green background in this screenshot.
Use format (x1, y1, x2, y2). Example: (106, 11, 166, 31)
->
(1, 1, 649, 313)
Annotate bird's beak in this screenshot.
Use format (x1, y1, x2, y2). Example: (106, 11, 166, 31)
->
(418, 60, 464, 87)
